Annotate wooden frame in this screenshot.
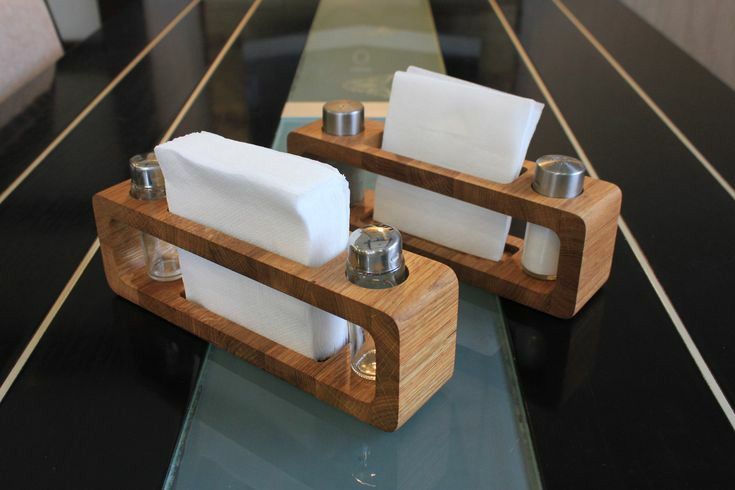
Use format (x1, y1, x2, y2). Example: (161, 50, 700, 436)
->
(287, 119, 622, 318)
(93, 181, 458, 431)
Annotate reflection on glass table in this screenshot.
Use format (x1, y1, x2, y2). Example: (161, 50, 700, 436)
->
(165, 285, 540, 490)
(164, 1, 541, 487)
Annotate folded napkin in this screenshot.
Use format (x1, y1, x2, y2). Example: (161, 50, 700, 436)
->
(374, 66, 543, 261)
(155, 132, 350, 360)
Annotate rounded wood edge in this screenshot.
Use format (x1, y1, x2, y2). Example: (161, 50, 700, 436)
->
(94, 182, 460, 430)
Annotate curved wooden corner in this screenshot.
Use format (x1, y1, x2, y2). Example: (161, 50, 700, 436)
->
(93, 181, 458, 431)
(288, 119, 622, 319)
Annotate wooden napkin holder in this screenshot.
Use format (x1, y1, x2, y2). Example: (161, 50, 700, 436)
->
(93, 181, 458, 432)
(287, 119, 622, 319)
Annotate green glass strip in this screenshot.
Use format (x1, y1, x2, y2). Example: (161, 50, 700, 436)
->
(165, 1, 540, 488)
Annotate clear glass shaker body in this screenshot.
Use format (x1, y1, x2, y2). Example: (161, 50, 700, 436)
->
(348, 323, 376, 380)
(141, 233, 181, 281)
(347, 265, 407, 380)
(323, 99, 405, 381)
(346, 225, 407, 381)
(129, 153, 181, 282)
(322, 100, 368, 206)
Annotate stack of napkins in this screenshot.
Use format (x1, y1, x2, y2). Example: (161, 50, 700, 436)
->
(155, 132, 350, 361)
(374, 66, 544, 261)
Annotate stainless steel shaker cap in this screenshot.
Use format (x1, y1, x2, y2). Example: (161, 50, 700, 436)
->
(129, 152, 166, 200)
(347, 224, 404, 275)
(323, 100, 364, 136)
(532, 155, 586, 198)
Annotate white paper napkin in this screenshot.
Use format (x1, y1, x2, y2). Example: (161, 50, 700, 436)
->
(374, 66, 543, 261)
(155, 132, 350, 360)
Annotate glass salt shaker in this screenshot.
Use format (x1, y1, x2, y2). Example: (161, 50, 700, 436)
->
(521, 155, 585, 280)
(129, 153, 181, 282)
(323, 99, 367, 204)
(346, 224, 408, 380)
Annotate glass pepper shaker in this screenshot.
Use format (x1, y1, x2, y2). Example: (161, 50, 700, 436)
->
(323, 99, 367, 205)
(129, 153, 181, 282)
(521, 155, 585, 280)
(346, 224, 408, 380)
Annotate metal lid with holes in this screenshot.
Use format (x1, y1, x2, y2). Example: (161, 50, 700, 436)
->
(532, 155, 586, 198)
(323, 100, 364, 136)
(129, 152, 166, 200)
(346, 224, 407, 289)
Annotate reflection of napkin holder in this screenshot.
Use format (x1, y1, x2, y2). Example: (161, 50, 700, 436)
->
(93, 181, 458, 432)
(288, 120, 622, 319)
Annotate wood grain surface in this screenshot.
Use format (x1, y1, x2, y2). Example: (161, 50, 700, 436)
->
(93, 180, 459, 431)
(288, 119, 622, 318)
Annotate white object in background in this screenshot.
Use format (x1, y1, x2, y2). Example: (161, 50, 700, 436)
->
(374, 66, 544, 261)
(0, 0, 69, 128)
(521, 155, 586, 280)
(155, 132, 350, 360)
(0, 0, 62, 104)
(46, 0, 101, 42)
